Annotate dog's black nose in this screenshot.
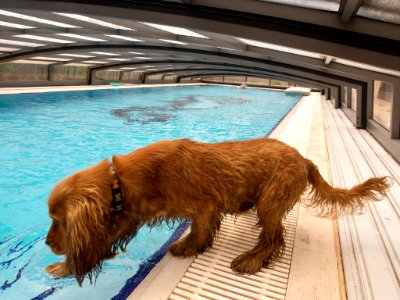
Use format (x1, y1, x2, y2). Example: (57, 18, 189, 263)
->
(45, 238, 50, 245)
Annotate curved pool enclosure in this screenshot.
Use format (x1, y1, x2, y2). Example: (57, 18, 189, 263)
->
(0, 85, 301, 299)
(0, 1, 399, 299)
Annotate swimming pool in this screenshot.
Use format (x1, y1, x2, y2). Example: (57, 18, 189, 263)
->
(0, 85, 301, 299)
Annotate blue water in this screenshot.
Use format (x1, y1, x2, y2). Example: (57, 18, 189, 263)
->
(0, 85, 300, 299)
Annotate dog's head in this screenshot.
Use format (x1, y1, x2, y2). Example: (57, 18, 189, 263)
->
(45, 159, 135, 285)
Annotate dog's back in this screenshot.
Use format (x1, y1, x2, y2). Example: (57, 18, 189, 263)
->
(116, 138, 307, 215)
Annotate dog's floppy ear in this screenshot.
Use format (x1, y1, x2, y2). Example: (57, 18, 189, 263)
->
(65, 186, 109, 286)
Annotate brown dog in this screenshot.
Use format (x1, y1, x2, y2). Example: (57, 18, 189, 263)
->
(45, 138, 390, 285)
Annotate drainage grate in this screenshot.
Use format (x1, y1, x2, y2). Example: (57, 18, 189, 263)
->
(169, 204, 299, 300)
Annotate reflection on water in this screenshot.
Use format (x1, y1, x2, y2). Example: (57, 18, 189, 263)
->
(110, 95, 249, 124)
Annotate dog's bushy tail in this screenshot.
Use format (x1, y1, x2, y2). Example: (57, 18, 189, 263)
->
(304, 159, 391, 216)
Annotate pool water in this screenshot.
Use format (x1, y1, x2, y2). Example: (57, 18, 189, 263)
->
(0, 85, 301, 299)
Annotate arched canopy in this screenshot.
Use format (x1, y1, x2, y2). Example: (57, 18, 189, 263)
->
(0, 0, 399, 83)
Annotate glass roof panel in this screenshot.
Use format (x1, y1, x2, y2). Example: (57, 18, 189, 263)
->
(258, 0, 340, 12)
(63, 63, 93, 66)
(13, 59, 53, 65)
(141, 22, 209, 38)
(217, 47, 240, 51)
(0, 38, 45, 47)
(57, 33, 107, 42)
(0, 46, 21, 52)
(236, 37, 322, 58)
(53, 13, 135, 30)
(0, 21, 35, 29)
(82, 60, 108, 64)
(0, 9, 78, 28)
(159, 39, 188, 45)
(31, 56, 73, 61)
(57, 53, 95, 58)
(104, 35, 143, 42)
(90, 51, 120, 56)
(14, 35, 75, 44)
(334, 58, 400, 77)
(357, 0, 400, 24)
(108, 58, 131, 61)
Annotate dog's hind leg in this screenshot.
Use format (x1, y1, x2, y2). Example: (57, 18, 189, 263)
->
(169, 205, 222, 257)
(231, 178, 304, 274)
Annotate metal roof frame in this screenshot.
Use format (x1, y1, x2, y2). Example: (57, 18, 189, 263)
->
(1, 0, 399, 70)
(1, 3, 400, 297)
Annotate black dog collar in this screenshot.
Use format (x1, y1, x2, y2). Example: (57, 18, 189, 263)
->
(110, 164, 123, 215)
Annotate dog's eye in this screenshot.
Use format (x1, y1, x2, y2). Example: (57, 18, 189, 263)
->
(53, 219, 66, 226)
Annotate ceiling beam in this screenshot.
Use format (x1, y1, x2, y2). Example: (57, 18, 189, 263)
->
(2, 0, 399, 70)
(176, 0, 397, 40)
(339, 0, 365, 22)
(2, 44, 396, 84)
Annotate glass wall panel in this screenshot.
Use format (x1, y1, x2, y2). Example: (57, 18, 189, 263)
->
(147, 74, 163, 81)
(343, 86, 348, 107)
(203, 76, 223, 82)
(180, 77, 196, 83)
(95, 70, 120, 81)
(358, 0, 400, 25)
(0, 63, 48, 80)
(51, 65, 88, 81)
(121, 71, 142, 81)
(247, 77, 270, 85)
(351, 88, 357, 111)
(373, 80, 393, 129)
(163, 75, 177, 81)
(223, 76, 246, 84)
(271, 80, 288, 87)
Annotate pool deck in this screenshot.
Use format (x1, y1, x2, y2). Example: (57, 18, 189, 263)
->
(2, 85, 399, 299)
(129, 91, 400, 300)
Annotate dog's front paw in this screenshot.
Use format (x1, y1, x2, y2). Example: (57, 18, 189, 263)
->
(169, 241, 199, 257)
(231, 253, 263, 274)
(45, 262, 70, 278)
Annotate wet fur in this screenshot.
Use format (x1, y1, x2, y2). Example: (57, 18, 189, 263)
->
(45, 138, 390, 285)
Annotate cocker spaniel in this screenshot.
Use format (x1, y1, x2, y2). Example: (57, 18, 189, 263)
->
(45, 138, 390, 285)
